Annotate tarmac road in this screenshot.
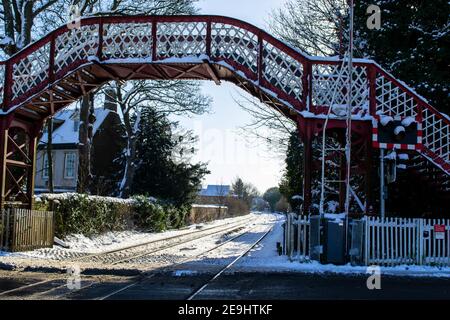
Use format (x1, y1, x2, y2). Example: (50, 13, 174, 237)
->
(1, 270, 449, 300)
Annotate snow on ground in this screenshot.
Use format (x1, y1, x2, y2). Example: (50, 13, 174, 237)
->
(123, 212, 277, 270)
(1, 212, 450, 278)
(236, 214, 450, 278)
(0, 214, 251, 262)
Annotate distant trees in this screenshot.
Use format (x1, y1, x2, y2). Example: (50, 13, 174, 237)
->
(275, 196, 290, 213)
(263, 187, 282, 212)
(231, 177, 260, 207)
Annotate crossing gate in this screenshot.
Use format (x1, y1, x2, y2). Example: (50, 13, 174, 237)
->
(0, 208, 54, 252)
(283, 214, 450, 266)
(284, 213, 310, 261)
(364, 217, 450, 266)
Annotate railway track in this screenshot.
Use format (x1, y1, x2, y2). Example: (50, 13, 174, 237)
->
(94, 225, 273, 300)
(186, 226, 272, 300)
(71, 216, 252, 265)
(0, 216, 256, 299)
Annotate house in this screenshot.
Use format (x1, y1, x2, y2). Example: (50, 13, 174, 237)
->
(199, 185, 231, 197)
(197, 185, 249, 216)
(35, 107, 124, 194)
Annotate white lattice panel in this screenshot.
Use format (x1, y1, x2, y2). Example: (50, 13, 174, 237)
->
(263, 41, 303, 101)
(312, 64, 368, 112)
(0, 64, 4, 104)
(54, 24, 99, 73)
(375, 75, 418, 117)
(103, 23, 152, 60)
(12, 43, 50, 99)
(211, 23, 258, 74)
(156, 22, 206, 58)
(422, 108, 450, 164)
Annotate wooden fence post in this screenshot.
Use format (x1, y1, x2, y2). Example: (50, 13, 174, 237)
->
(5, 208, 10, 251)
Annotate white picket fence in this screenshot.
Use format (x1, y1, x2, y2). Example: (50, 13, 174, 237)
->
(283, 214, 450, 266)
(284, 213, 310, 261)
(364, 217, 450, 266)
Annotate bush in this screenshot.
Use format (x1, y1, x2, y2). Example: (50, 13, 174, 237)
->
(132, 195, 166, 232)
(35, 193, 189, 238)
(36, 193, 133, 237)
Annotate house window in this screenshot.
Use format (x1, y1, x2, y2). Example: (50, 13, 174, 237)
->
(64, 153, 76, 179)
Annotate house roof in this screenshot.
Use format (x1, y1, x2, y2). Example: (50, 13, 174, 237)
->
(199, 185, 231, 197)
(39, 108, 111, 146)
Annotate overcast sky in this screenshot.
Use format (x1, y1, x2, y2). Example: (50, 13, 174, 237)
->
(172, 0, 288, 194)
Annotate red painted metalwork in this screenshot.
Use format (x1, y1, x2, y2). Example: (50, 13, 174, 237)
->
(0, 15, 447, 211)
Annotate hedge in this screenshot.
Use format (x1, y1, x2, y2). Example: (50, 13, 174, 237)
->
(34, 193, 189, 238)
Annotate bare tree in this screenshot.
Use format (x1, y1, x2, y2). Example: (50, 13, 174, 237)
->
(103, 79, 211, 198)
(270, 0, 349, 56)
(36, 0, 200, 36)
(235, 0, 355, 155)
(77, 93, 95, 193)
(0, 0, 207, 197)
(0, 0, 60, 57)
(46, 117, 54, 193)
(233, 91, 295, 157)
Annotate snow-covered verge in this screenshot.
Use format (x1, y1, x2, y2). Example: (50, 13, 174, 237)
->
(236, 215, 450, 278)
(0, 214, 252, 263)
(2, 212, 450, 278)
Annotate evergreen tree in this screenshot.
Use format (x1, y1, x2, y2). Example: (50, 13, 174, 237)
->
(354, 0, 450, 113)
(232, 178, 245, 200)
(131, 108, 209, 207)
(231, 177, 259, 206)
(279, 131, 303, 211)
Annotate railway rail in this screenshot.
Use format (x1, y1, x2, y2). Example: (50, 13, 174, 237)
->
(95, 225, 273, 300)
(0, 215, 262, 299)
(71, 216, 252, 265)
(186, 227, 272, 300)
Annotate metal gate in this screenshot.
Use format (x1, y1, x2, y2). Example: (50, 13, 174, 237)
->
(284, 213, 310, 261)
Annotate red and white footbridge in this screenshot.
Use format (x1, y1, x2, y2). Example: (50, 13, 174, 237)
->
(0, 15, 447, 214)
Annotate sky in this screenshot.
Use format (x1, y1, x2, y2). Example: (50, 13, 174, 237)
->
(171, 0, 288, 194)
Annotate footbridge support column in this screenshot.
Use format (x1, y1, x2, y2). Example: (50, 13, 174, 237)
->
(300, 124, 313, 216)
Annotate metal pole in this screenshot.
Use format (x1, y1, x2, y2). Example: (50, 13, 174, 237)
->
(380, 149, 385, 218)
(344, 0, 354, 216)
(344, 0, 355, 262)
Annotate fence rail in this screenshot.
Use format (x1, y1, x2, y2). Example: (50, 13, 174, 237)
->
(364, 216, 450, 267)
(0, 208, 54, 252)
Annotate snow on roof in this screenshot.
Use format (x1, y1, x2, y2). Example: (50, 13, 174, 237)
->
(199, 185, 231, 197)
(40, 108, 111, 145)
